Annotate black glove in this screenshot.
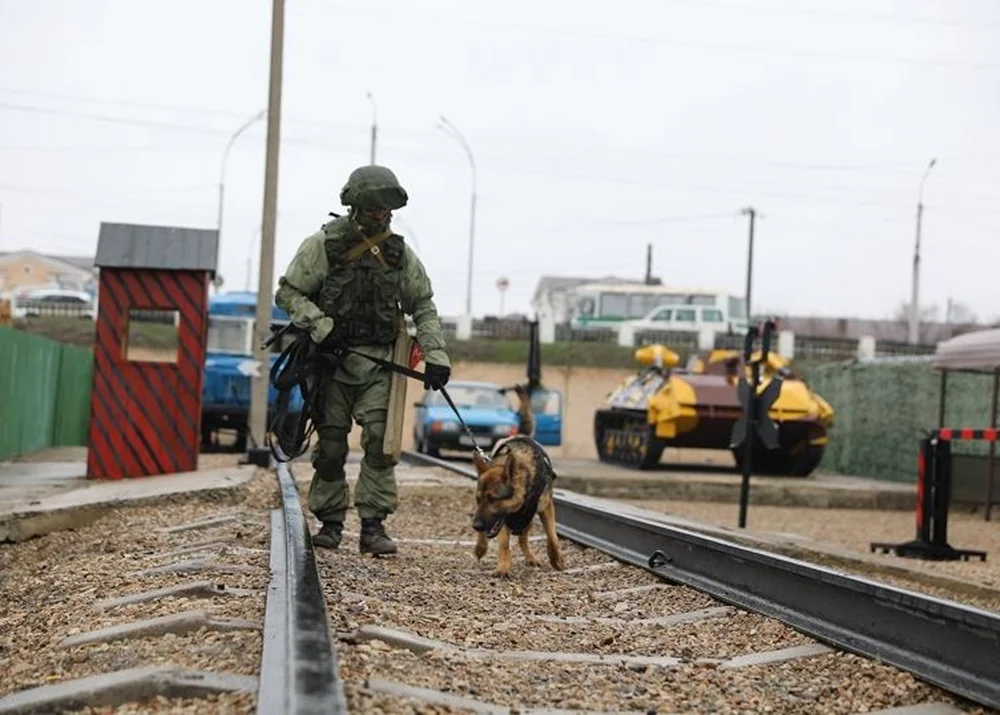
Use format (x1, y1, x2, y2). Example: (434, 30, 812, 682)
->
(423, 363, 451, 391)
(319, 331, 347, 353)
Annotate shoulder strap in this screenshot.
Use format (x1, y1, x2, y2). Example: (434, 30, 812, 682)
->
(344, 229, 393, 265)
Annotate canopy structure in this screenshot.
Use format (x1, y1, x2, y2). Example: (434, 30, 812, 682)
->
(934, 327, 1000, 374)
(932, 327, 1000, 520)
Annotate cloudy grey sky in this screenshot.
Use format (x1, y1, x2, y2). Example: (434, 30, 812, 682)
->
(1, 0, 998, 323)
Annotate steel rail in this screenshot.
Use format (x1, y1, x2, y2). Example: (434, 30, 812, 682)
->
(257, 461, 348, 714)
(400, 450, 1000, 710)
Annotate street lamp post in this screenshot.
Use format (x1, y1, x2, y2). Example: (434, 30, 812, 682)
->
(392, 216, 421, 255)
(908, 158, 937, 345)
(216, 108, 266, 291)
(366, 92, 377, 165)
(437, 115, 477, 317)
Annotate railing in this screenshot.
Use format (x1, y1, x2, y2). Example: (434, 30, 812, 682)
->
(10, 306, 944, 364)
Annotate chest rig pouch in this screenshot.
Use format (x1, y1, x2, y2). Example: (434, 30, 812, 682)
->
(317, 218, 406, 347)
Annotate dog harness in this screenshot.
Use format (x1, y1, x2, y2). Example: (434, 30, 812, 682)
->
(491, 435, 557, 535)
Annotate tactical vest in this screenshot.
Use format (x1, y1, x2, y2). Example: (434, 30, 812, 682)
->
(316, 218, 406, 346)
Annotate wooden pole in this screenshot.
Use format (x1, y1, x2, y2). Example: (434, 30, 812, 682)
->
(986, 370, 998, 521)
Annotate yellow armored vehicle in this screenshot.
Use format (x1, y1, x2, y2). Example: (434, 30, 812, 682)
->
(593, 345, 834, 476)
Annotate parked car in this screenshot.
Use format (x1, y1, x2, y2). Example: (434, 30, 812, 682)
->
(12, 288, 96, 320)
(412, 380, 563, 457)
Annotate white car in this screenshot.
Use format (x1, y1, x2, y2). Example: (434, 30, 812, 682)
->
(12, 288, 97, 320)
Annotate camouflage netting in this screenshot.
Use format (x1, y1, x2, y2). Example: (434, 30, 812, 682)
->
(806, 359, 998, 483)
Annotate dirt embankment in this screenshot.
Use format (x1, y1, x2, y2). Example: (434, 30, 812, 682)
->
(346, 361, 636, 460)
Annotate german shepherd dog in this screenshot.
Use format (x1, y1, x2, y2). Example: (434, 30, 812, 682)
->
(471, 385, 565, 577)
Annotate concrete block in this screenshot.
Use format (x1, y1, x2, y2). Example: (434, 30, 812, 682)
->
(129, 558, 263, 578)
(535, 605, 734, 627)
(591, 583, 669, 600)
(868, 704, 967, 715)
(157, 514, 238, 534)
(92, 581, 256, 611)
(617, 324, 635, 348)
(698, 328, 715, 351)
(538, 317, 556, 344)
(456, 314, 472, 340)
(155, 539, 233, 559)
(858, 334, 876, 359)
(778, 329, 795, 358)
(355, 624, 681, 668)
(0, 666, 256, 715)
(718, 642, 833, 669)
(60, 609, 259, 648)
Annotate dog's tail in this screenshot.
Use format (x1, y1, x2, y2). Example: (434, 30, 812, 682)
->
(514, 384, 535, 438)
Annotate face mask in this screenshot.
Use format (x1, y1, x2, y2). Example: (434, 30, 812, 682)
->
(350, 206, 391, 236)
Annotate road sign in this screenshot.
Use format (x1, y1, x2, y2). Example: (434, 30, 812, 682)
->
(496, 277, 509, 292)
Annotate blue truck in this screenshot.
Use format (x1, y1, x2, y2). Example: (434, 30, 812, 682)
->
(202, 291, 564, 455)
(201, 291, 304, 452)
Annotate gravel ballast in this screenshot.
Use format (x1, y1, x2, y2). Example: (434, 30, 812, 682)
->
(310, 462, 988, 714)
(0, 467, 279, 713)
(625, 499, 1000, 611)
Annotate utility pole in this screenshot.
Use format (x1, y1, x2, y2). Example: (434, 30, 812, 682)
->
(742, 207, 756, 324)
(644, 243, 653, 284)
(909, 158, 936, 345)
(247, 0, 285, 465)
(366, 92, 377, 165)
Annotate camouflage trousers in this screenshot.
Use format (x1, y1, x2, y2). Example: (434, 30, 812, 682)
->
(306, 364, 398, 524)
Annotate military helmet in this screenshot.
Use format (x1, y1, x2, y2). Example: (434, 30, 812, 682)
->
(339, 165, 409, 210)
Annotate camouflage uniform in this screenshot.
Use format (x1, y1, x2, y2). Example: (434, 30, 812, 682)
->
(274, 165, 451, 554)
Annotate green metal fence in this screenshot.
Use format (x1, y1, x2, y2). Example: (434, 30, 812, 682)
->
(807, 358, 995, 483)
(0, 327, 93, 461)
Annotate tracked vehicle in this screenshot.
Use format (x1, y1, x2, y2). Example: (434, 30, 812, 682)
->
(593, 345, 834, 476)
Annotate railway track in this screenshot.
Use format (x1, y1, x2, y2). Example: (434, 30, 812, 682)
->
(1, 452, 997, 713)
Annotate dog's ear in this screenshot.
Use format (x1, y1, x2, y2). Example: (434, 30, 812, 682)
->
(503, 455, 517, 483)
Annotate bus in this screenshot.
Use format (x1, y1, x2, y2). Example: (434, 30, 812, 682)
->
(566, 282, 749, 335)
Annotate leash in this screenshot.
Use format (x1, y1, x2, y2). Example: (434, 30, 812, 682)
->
(263, 325, 488, 462)
(335, 345, 488, 460)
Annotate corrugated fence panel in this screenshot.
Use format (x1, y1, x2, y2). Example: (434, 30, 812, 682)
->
(53, 343, 95, 447)
(0, 327, 18, 459)
(0, 327, 94, 461)
(16, 333, 61, 454)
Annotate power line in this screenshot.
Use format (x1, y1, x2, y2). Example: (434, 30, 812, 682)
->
(659, 0, 999, 30)
(311, 2, 1000, 71)
(5, 92, 1000, 182)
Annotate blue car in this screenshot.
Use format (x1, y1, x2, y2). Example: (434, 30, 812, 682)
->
(201, 291, 304, 452)
(412, 380, 563, 457)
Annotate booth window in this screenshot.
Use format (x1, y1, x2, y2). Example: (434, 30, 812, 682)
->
(125, 308, 180, 363)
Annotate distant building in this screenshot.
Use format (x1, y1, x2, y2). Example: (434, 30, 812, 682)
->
(530, 275, 650, 323)
(0, 250, 97, 297)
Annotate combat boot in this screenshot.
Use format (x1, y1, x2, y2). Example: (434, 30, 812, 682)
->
(312, 521, 343, 549)
(359, 517, 397, 556)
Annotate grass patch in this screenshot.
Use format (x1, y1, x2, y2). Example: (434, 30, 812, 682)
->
(10, 318, 846, 374)
(13, 318, 179, 351)
(448, 339, 648, 369)
(13, 318, 95, 347)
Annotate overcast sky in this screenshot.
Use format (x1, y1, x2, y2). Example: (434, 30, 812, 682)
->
(1, 0, 998, 323)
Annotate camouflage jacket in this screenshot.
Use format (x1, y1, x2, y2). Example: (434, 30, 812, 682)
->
(274, 218, 450, 372)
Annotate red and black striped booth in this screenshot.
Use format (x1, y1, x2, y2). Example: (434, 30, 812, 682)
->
(86, 222, 218, 479)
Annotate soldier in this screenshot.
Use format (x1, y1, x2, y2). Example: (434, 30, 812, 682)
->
(274, 165, 452, 554)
